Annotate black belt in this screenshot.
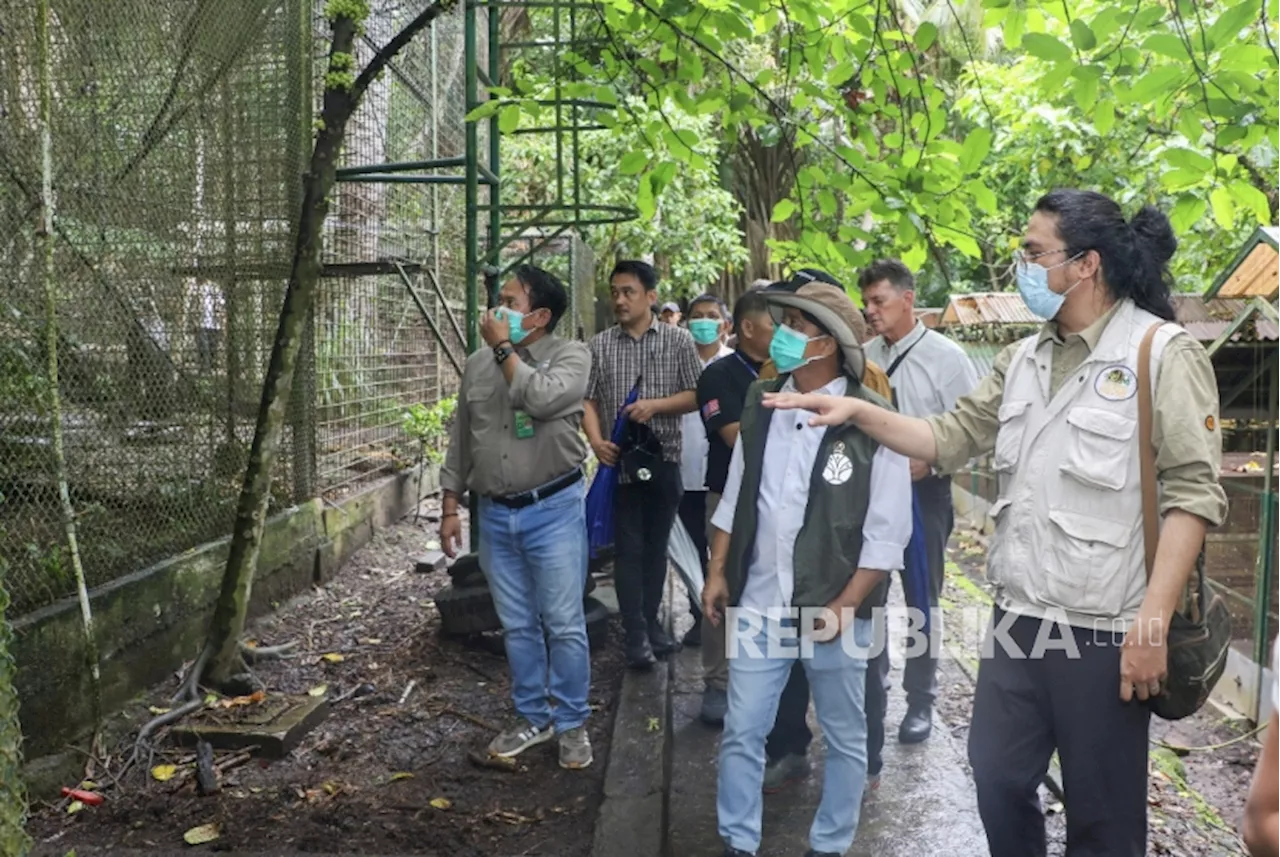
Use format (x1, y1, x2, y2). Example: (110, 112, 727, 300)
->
(489, 468, 583, 509)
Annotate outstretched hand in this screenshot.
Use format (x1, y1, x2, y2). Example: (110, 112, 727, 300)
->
(761, 392, 863, 427)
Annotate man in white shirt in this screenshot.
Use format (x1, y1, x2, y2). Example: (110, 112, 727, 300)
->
(860, 259, 980, 753)
(678, 294, 733, 647)
(701, 283, 912, 857)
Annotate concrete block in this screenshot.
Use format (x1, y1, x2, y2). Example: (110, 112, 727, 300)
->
(602, 666, 669, 800)
(172, 694, 329, 758)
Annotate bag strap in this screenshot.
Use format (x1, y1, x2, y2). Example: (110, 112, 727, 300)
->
(1136, 322, 1165, 581)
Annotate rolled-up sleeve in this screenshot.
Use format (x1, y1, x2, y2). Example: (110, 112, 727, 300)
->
(711, 437, 745, 534)
(928, 341, 1017, 475)
(857, 446, 913, 571)
(440, 368, 471, 495)
(508, 341, 591, 419)
(1153, 336, 1228, 526)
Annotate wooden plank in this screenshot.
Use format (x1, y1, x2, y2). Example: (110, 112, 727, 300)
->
(1219, 245, 1278, 299)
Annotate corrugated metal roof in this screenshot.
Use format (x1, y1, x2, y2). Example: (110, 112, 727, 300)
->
(957, 341, 1005, 378)
(937, 293, 1276, 342)
(939, 293, 1042, 326)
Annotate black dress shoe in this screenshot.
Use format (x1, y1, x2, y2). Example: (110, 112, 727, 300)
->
(898, 704, 933, 744)
(625, 630, 656, 670)
(648, 623, 678, 657)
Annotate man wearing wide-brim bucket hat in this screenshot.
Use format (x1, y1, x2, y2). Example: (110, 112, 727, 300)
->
(700, 278, 913, 857)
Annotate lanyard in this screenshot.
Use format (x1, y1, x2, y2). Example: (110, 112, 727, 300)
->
(734, 351, 759, 378)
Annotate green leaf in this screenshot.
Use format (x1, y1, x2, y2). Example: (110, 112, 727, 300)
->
(1022, 33, 1074, 63)
(594, 86, 617, 106)
(1177, 112, 1203, 144)
(636, 173, 656, 221)
(1163, 147, 1214, 174)
(914, 22, 939, 51)
(464, 100, 502, 122)
(1141, 33, 1187, 60)
(1208, 0, 1260, 47)
(1160, 169, 1205, 191)
(618, 150, 648, 175)
(1229, 180, 1272, 224)
(967, 179, 997, 215)
(771, 199, 797, 223)
(982, 0, 1011, 8)
(1073, 75, 1099, 112)
(1169, 194, 1207, 234)
(498, 105, 521, 134)
(1209, 186, 1235, 230)
(1004, 8, 1026, 48)
(1093, 99, 1115, 135)
(960, 127, 993, 173)
(1069, 20, 1097, 51)
(817, 189, 837, 216)
(1129, 66, 1185, 103)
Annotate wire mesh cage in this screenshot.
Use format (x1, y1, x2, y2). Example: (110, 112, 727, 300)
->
(0, 0, 475, 615)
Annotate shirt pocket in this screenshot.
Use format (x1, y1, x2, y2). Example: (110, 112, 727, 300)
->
(992, 401, 1030, 474)
(1060, 407, 1135, 492)
(1041, 508, 1135, 617)
(465, 383, 499, 434)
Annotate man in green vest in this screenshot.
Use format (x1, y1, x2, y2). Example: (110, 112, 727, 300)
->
(701, 282, 913, 857)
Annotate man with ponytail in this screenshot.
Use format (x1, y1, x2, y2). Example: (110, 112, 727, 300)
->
(761, 190, 1227, 857)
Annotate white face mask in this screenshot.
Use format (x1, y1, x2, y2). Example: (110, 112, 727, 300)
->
(1014, 250, 1084, 319)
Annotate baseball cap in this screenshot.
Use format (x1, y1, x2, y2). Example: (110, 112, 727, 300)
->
(763, 281, 866, 381)
(660, 301, 680, 313)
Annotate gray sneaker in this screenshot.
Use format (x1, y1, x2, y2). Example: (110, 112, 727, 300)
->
(762, 752, 811, 793)
(558, 726, 593, 770)
(700, 687, 728, 725)
(488, 717, 554, 758)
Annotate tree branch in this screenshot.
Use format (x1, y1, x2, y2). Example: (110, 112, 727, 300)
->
(353, 0, 458, 101)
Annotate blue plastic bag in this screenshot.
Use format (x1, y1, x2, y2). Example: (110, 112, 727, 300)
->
(586, 383, 640, 557)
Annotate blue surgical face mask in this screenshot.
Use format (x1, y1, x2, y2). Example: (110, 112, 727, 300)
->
(496, 306, 531, 344)
(688, 318, 722, 345)
(1015, 251, 1084, 320)
(769, 324, 828, 373)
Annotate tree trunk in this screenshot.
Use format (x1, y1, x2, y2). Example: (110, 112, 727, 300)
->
(203, 0, 456, 687)
(0, 567, 29, 857)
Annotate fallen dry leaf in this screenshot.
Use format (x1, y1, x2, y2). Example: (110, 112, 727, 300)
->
(359, 637, 382, 645)
(307, 684, 328, 697)
(219, 690, 267, 708)
(320, 653, 345, 664)
(429, 797, 451, 810)
(183, 822, 221, 845)
(151, 764, 178, 783)
(78, 780, 98, 791)
(322, 781, 341, 796)
(388, 772, 414, 783)
(67, 801, 85, 815)
(147, 705, 171, 715)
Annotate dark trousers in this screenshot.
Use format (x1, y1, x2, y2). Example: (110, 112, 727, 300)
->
(968, 610, 1151, 857)
(865, 474, 953, 775)
(677, 490, 708, 619)
(613, 461, 683, 635)
(765, 661, 813, 762)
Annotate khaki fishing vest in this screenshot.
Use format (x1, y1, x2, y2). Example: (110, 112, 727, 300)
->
(986, 300, 1185, 629)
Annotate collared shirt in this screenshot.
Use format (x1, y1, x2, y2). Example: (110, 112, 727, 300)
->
(712, 376, 913, 616)
(681, 344, 733, 491)
(864, 321, 980, 419)
(441, 334, 591, 498)
(587, 313, 703, 480)
(927, 302, 1228, 526)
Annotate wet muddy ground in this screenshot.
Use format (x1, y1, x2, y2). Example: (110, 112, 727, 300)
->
(29, 506, 625, 856)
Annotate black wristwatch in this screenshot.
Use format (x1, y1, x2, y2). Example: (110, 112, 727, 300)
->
(493, 341, 514, 364)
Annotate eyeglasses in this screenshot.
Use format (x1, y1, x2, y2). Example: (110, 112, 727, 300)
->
(1004, 247, 1083, 283)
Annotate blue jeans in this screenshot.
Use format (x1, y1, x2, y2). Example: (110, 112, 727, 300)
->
(718, 613, 873, 855)
(478, 480, 590, 732)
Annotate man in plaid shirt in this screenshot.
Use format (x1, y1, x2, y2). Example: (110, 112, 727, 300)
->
(585, 260, 703, 669)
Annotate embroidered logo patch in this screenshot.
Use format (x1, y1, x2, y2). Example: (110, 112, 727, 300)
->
(700, 399, 720, 421)
(1094, 365, 1137, 401)
(822, 442, 853, 485)
(1205, 415, 1216, 432)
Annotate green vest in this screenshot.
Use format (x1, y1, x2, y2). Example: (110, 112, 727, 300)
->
(724, 374, 893, 616)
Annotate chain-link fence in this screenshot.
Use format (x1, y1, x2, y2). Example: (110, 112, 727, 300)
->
(0, 0, 476, 616)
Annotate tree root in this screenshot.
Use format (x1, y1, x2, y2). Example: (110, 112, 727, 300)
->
(240, 640, 298, 663)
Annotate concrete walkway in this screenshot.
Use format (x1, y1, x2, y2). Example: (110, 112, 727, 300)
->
(666, 643, 989, 857)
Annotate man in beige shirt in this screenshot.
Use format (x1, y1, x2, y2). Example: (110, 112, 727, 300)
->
(765, 190, 1226, 857)
(440, 265, 594, 771)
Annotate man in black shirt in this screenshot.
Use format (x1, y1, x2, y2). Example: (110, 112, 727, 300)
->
(694, 289, 774, 724)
